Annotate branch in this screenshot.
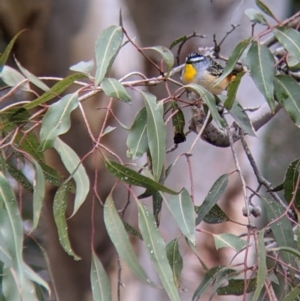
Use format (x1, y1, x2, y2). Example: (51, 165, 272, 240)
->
(189, 102, 282, 147)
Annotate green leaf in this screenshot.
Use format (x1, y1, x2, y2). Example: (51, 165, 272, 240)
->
(246, 41, 275, 111)
(212, 268, 240, 297)
(0, 65, 30, 91)
(23, 262, 50, 293)
(105, 159, 178, 195)
(199, 204, 229, 224)
(53, 182, 80, 260)
(213, 233, 247, 251)
(282, 285, 300, 301)
(137, 203, 180, 301)
(167, 188, 195, 245)
(23, 73, 86, 110)
(141, 91, 166, 181)
(171, 101, 186, 144)
(214, 38, 251, 86)
(263, 197, 297, 274)
(53, 137, 90, 216)
(217, 278, 257, 295)
(166, 238, 183, 288)
(192, 266, 223, 301)
(184, 83, 225, 128)
(255, 0, 277, 20)
(153, 190, 163, 226)
(274, 75, 300, 127)
(228, 101, 256, 136)
(252, 229, 267, 301)
(283, 159, 300, 211)
(104, 194, 155, 286)
(196, 174, 228, 225)
(273, 28, 300, 67)
(122, 220, 143, 240)
(95, 26, 123, 86)
(169, 35, 187, 50)
(244, 8, 268, 25)
(19, 132, 44, 162)
(40, 92, 79, 150)
(102, 126, 116, 136)
(126, 108, 148, 160)
(144, 46, 174, 71)
(101, 77, 131, 103)
(2, 265, 21, 301)
(90, 251, 111, 301)
(15, 57, 50, 91)
(185, 238, 208, 271)
(0, 174, 24, 288)
(224, 72, 246, 110)
(70, 60, 94, 76)
(31, 160, 45, 231)
(0, 230, 12, 267)
(5, 162, 33, 192)
(0, 30, 25, 67)
(268, 246, 300, 260)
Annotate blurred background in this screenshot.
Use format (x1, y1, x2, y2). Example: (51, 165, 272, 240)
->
(0, 0, 298, 300)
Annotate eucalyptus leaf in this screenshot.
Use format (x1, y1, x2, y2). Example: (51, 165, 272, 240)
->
(102, 77, 131, 103)
(141, 91, 166, 181)
(213, 233, 247, 251)
(255, 0, 277, 20)
(0, 65, 30, 91)
(167, 188, 195, 245)
(137, 203, 180, 301)
(244, 8, 268, 25)
(70, 60, 94, 76)
(95, 26, 123, 86)
(126, 108, 148, 160)
(144, 46, 174, 71)
(246, 41, 275, 111)
(40, 93, 79, 150)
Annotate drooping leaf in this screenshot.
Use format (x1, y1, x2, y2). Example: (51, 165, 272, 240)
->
(255, 0, 277, 20)
(185, 238, 208, 272)
(171, 101, 186, 144)
(192, 266, 223, 301)
(246, 41, 275, 111)
(274, 75, 300, 127)
(213, 233, 247, 251)
(199, 204, 229, 224)
(144, 46, 174, 71)
(0, 230, 12, 267)
(166, 238, 183, 288)
(228, 101, 256, 137)
(137, 202, 180, 301)
(31, 159, 46, 231)
(40, 93, 79, 150)
(263, 197, 297, 275)
(244, 8, 268, 25)
(273, 28, 300, 67)
(224, 72, 246, 110)
(53, 182, 80, 260)
(2, 265, 22, 301)
(252, 229, 267, 301)
(105, 159, 178, 195)
(104, 194, 155, 286)
(70, 60, 94, 76)
(184, 83, 225, 128)
(217, 278, 257, 295)
(153, 189, 163, 226)
(90, 250, 111, 301)
(214, 38, 251, 86)
(95, 26, 123, 86)
(101, 77, 131, 103)
(126, 108, 148, 160)
(53, 137, 90, 216)
(122, 220, 143, 240)
(5, 162, 33, 192)
(196, 174, 228, 225)
(23, 73, 86, 110)
(0, 174, 24, 288)
(15, 57, 50, 91)
(0, 65, 30, 91)
(283, 159, 300, 211)
(141, 91, 166, 181)
(19, 132, 44, 162)
(167, 188, 195, 245)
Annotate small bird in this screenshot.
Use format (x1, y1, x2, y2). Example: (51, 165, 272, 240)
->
(181, 52, 236, 95)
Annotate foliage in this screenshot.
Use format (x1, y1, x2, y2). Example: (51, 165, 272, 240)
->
(1, 2, 300, 301)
